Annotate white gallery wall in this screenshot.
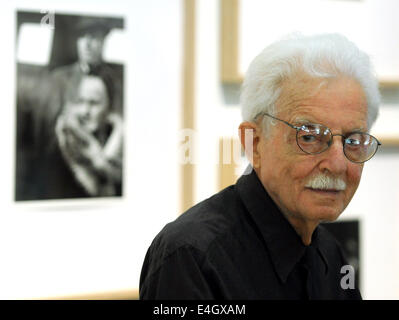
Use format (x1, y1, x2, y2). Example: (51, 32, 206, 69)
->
(0, 0, 182, 298)
(195, 0, 399, 299)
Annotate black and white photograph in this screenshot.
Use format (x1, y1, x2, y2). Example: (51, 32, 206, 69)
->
(15, 11, 124, 201)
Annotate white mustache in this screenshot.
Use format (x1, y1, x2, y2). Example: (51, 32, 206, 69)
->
(305, 174, 346, 191)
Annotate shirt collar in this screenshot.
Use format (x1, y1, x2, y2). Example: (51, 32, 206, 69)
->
(235, 166, 329, 283)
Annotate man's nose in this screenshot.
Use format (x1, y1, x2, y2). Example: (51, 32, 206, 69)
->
(78, 102, 90, 116)
(81, 35, 94, 46)
(318, 136, 348, 174)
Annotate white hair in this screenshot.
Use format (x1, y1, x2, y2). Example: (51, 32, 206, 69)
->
(240, 33, 380, 131)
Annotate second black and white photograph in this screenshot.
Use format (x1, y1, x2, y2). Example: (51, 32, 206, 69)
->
(15, 11, 125, 201)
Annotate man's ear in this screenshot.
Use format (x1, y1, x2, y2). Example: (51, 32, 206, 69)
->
(238, 121, 262, 169)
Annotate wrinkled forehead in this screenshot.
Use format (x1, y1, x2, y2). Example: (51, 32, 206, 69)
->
(276, 75, 329, 112)
(276, 76, 368, 129)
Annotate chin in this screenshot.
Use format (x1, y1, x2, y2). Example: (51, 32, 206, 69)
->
(305, 206, 343, 223)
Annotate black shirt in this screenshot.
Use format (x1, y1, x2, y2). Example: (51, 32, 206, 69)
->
(139, 168, 362, 300)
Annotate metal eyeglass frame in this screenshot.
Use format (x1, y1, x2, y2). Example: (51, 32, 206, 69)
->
(255, 112, 382, 163)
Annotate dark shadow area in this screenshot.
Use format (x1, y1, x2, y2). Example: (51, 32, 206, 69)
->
(321, 220, 360, 289)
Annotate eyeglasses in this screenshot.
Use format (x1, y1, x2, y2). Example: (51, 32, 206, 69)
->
(256, 112, 381, 163)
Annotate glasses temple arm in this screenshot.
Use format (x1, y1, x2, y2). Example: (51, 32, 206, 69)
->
(255, 112, 299, 130)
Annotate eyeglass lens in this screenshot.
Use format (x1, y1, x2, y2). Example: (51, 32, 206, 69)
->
(296, 124, 379, 163)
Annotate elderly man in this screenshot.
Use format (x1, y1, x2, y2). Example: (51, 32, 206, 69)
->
(140, 33, 381, 299)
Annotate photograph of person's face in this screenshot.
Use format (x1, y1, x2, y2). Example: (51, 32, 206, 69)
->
(77, 30, 105, 66)
(69, 75, 109, 133)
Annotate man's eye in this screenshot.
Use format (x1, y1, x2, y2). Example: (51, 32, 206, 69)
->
(346, 138, 361, 146)
(300, 135, 317, 143)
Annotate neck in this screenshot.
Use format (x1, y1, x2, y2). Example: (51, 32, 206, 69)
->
(281, 214, 319, 246)
(79, 61, 102, 74)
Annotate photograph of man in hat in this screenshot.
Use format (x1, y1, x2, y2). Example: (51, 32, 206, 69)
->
(15, 13, 124, 201)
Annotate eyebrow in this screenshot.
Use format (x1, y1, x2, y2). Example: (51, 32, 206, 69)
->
(350, 127, 367, 133)
(292, 117, 367, 133)
(292, 117, 314, 126)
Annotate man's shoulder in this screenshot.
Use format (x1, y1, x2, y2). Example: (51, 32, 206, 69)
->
(149, 185, 243, 259)
(51, 62, 80, 77)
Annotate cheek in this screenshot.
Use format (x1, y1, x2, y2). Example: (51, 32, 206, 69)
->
(68, 106, 84, 117)
(91, 106, 107, 120)
(89, 40, 102, 52)
(77, 39, 86, 50)
(260, 147, 312, 195)
(261, 132, 305, 180)
(347, 164, 363, 190)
